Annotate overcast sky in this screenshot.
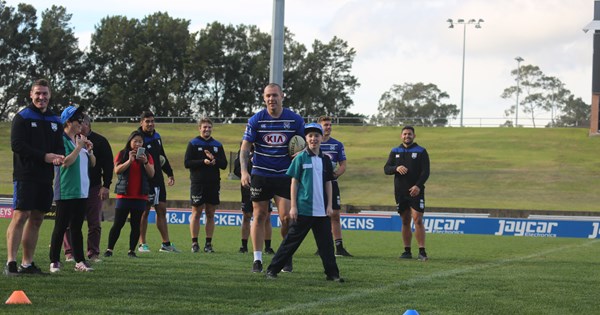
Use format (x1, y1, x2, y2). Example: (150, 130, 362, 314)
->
(6, 0, 595, 125)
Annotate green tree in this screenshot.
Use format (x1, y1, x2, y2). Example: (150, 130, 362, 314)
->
(553, 95, 590, 127)
(0, 1, 37, 120)
(372, 82, 458, 126)
(33, 5, 86, 109)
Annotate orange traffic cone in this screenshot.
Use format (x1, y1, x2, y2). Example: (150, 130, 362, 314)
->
(5, 290, 32, 304)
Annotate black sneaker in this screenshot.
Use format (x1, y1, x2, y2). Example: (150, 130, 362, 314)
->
(4, 261, 19, 276)
(18, 262, 46, 275)
(266, 270, 278, 279)
(239, 247, 248, 254)
(418, 252, 428, 261)
(264, 247, 275, 255)
(204, 244, 214, 253)
(326, 275, 345, 283)
(128, 251, 138, 258)
(399, 251, 413, 259)
(252, 260, 263, 273)
(282, 259, 293, 273)
(191, 243, 200, 253)
(103, 250, 113, 258)
(335, 247, 354, 257)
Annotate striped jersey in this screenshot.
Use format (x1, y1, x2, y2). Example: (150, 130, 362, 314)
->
(54, 134, 90, 200)
(242, 108, 304, 177)
(320, 137, 346, 180)
(286, 149, 334, 217)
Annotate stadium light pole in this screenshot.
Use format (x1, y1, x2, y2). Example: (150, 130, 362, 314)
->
(514, 56, 524, 127)
(447, 18, 484, 127)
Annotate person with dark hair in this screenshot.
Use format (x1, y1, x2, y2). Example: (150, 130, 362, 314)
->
(384, 126, 431, 261)
(6, 79, 65, 276)
(104, 131, 155, 258)
(136, 111, 179, 253)
(233, 144, 274, 254)
(317, 116, 353, 257)
(240, 83, 304, 273)
(63, 114, 113, 263)
(49, 105, 96, 272)
(266, 123, 343, 282)
(184, 118, 227, 253)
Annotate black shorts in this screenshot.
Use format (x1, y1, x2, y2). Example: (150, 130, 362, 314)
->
(147, 182, 167, 205)
(250, 175, 291, 201)
(13, 181, 54, 212)
(190, 182, 220, 206)
(396, 193, 426, 213)
(331, 181, 341, 210)
(241, 186, 272, 213)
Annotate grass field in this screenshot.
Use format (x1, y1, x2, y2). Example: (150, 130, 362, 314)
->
(1, 220, 599, 314)
(2, 122, 600, 212)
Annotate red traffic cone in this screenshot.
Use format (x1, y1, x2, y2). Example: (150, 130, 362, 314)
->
(5, 290, 32, 304)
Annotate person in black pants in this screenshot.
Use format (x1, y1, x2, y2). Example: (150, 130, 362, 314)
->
(104, 131, 155, 258)
(266, 123, 343, 282)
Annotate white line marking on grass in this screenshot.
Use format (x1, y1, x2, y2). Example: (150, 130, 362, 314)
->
(256, 240, 599, 315)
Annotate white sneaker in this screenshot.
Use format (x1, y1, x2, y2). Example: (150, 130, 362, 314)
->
(74, 261, 94, 272)
(50, 262, 61, 273)
(138, 243, 151, 253)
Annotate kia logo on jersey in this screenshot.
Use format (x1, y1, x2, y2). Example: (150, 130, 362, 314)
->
(263, 133, 288, 145)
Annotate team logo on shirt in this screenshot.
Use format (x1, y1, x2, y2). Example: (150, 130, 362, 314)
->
(284, 122, 290, 129)
(412, 153, 418, 159)
(51, 122, 58, 131)
(263, 133, 288, 145)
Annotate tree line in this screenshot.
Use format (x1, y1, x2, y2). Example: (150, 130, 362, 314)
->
(0, 2, 361, 121)
(0, 1, 589, 127)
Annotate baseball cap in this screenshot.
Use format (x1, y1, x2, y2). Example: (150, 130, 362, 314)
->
(304, 122, 323, 136)
(60, 105, 84, 124)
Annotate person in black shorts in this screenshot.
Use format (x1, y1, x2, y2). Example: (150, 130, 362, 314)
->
(184, 118, 227, 253)
(384, 126, 430, 261)
(6, 79, 65, 276)
(234, 144, 274, 254)
(137, 111, 178, 253)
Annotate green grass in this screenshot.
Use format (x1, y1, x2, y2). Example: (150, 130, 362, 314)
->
(1, 220, 599, 314)
(2, 123, 600, 211)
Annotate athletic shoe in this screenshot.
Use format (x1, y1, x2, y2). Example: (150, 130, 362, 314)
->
(191, 243, 200, 253)
(103, 250, 113, 258)
(335, 247, 354, 257)
(74, 261, 94, 272)
(418, 252, 428, 261)
(4, 261, 19, 276)
(252, 260, 263, 273)
(128, 251, 138, 258)
(50, 262, 61, 273)
(88, 255, 102, 263)
(204, 244, 214, 253)
(18, 262, 46, 275)
(266, 270, 278, 279)
(282, 259, 293, 273)
(138, 243, 151, 253)
(326, 275, 345, 283)
(264, 247, 275, 255)
(65, 255, 74, 262)
(238, 247, 248, 254)
(399, 251, 413, 259)
(159, 244, 181, 253)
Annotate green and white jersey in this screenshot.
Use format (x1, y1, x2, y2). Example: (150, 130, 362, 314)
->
(286, 149, 334, 217)
(54, 134, 90, 200)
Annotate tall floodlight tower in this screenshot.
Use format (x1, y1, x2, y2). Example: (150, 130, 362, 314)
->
(270, 0, 285, 87)
(584, 0, 600, 135)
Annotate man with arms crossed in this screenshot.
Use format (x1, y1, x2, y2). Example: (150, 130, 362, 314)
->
(240, 83, 304, 273)
(137, 111, 179, 253)
(384, 126, 430, 261)
(6, 79, 65, 275)
(317, 116, 353, 257)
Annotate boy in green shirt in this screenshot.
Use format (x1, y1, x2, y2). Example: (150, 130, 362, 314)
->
(266, 123, 343, 282)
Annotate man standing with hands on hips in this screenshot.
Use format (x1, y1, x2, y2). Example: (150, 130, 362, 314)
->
(384, 126, 430, 261)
